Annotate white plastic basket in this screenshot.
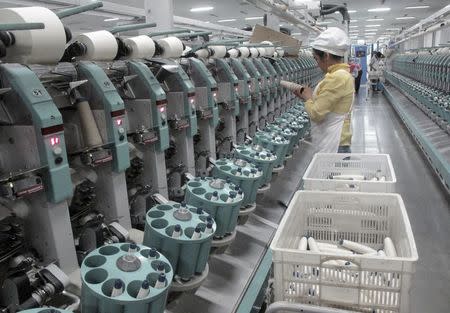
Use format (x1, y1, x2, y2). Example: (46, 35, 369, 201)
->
(303, 153, 396, 193)
(270, 191, 418, 313)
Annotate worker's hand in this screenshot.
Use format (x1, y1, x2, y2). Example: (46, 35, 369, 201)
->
(294, 86, 313, 101)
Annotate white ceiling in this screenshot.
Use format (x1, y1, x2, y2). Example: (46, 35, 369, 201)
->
(0, 0, 448, 43)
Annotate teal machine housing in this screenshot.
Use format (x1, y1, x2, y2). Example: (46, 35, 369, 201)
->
(184, 177, 243, 246)
(143, 201, 216, 282)
(234, 144, 277, 191)
(252, 58, 271, 129)
(81, 243, 173, 313)
(229, 58, 252, 144)
(211, 158, 262, 223)
(184, 58, 220, 176)
(265, 123, 297, 158)
(152, 61, 198, 199)
(271, 59, 289, 113)
(210, 58, 240, 157)
(241, 58, 262, 137)
(261, 58, 280, 121)
(0, 64, 73, 203)
(77, 61, 130, 173)
(121, 60, 170, 198)
(253, 130, 289, 170)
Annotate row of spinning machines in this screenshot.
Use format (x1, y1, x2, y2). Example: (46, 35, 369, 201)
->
(0, 2, 322, 313)
(385, 47, 450, 132)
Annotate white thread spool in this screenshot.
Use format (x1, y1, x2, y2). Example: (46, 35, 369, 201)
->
(257, 47, 266, 57)
(249, 47, 259, 58)
(280, 80, 303, 93)
(156, 37, 184, 58)
(297, 237, 308, 250)
(227, 48, 239, 58)
(77, 100, 103, 148)
(384, 237, 397, 257)
(123, 35, 156, 59)
(307, 237, 319, 252)
(339, 239, 377, 254)
(261, 41, 275, 57)
(238, 47, 250, 58)
(195, 48, 210, 59)
(75, 30, 118, 61)
(0, 7, 66, 64)
(210, 46, 227, 59)
(276, 47, 285, 57)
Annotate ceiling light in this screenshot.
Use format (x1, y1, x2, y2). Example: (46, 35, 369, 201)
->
(365, 33, 377, 35)
(405, 5, 430, 9)
(291, 32, 302, 35)
(386, 28, 400, 30)
(396, 16, 416, 20)
(368, 8, 391, 12)
(365, 24, 381, 27)
(218, 19, 237, 22)
(349, 25, 359, 28)
(104, 17, 119, 22)
(245, 16, 263, 20)
(350, 20, 358, 23)
(367, 18, 384, 21)
(348, 10, 357, 13)
(190, 6, 214, 12)
(317, 21, 331, 25)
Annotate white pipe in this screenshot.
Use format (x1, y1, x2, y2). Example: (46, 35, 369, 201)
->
(245, 0, 321, 34)
(391, 19, 449, 46)
(174, 16, 252, 37)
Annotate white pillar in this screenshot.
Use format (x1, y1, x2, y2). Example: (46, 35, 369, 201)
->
(145, 0, 174, 31)
(265, 13, 281, 31)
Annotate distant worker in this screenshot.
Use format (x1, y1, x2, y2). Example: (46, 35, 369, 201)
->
(369, 51, 385, 91)
(294, 27, 354, 153)
(349, 57, 362, 94)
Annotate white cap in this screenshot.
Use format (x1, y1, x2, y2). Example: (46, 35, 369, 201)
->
(311, 27, 350, 57)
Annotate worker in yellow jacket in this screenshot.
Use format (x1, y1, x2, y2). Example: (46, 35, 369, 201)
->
(294, 27, 354, 153)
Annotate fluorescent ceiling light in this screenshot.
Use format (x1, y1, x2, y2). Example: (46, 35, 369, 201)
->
(386, 28, 400, 30)
(367, 18, 384, 21)
(317, 21, 331, 24)
(104, 17, 119, 21)
(350, 20, 358, 23)
(292, 32, 302, 35)
(368, 8, 391, 12)
(405, 5, 430, 9)
(349, 25, 359, 28)
(365, 33, 377, 35)
(190, 6, 214, 12)
(396, 16, 415, 20)
(245, 16, 263, 20)
(365, 24, 381, 27)
(218, 19, 237, 22)
(348, 10, 357, 13)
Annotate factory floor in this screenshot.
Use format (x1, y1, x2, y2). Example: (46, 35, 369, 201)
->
(352, 87, 450, 313)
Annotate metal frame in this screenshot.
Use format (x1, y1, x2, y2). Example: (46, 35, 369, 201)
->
(383, 85, 450, 192)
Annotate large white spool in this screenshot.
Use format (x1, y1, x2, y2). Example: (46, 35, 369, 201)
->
(156, 37, 184, 58)
(195, 48, 210, 59)
(210, 46, 227, 59)
(261, 41, 275, 57)
(0, 7, 66, 64)
(276, 47, 285, 57)
(123, 35, 156, 59)
(227, 48, 239, 58)
(75, 30, 118, 61)
(238, 47, 250, 58)
(257, 47, 266, 57)
(249, 47, 259, 58)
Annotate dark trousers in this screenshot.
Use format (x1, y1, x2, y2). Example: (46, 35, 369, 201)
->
(355, 70, 362, 93)
(338, 146, 351, 153)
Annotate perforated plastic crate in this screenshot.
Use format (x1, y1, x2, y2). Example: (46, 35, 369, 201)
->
(270, 191, 418, 313)
(303, 153, 396, 193)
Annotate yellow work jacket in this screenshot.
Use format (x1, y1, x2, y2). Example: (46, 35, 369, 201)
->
(305, 63, 354, 146)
